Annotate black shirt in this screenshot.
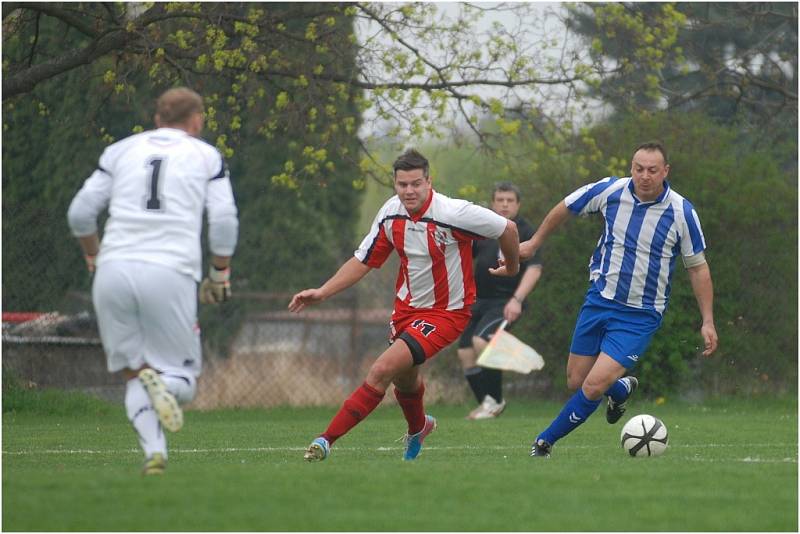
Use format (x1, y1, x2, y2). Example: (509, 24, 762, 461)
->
(473, 215, 541, 299)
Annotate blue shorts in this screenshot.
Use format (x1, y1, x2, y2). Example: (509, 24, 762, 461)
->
(570, 285, 662, 369)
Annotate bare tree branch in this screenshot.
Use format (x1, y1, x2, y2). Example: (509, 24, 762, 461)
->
(2, 4, 174, 99)
(26, 10, 40, 68)
(4, 29, 130, 98)
(20, 3, 101, 37)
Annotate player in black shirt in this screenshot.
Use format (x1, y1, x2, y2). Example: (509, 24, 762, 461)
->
(457, 182, 543, 419)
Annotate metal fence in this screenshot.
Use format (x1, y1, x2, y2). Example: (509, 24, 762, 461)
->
(2, 255, 554, 409)
(6, 226, 795, 407)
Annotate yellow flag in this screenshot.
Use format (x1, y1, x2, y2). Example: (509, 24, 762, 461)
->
(477, 320, 545, 374)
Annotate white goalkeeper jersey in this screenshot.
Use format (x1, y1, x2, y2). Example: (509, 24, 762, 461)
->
(68, 128, 238, 281)
(355, 190, 508, 310)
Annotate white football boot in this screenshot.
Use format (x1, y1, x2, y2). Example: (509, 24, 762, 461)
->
(470, 395, 507, 420)
(138, 368, 183, 432)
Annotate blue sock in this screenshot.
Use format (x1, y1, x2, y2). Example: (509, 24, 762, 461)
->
(605, 377, 631, 403)
(538, 389, 601, 445)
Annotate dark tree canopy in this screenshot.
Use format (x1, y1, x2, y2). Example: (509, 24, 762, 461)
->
(567, 2, 798, 136)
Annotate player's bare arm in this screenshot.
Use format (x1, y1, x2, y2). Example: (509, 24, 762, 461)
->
(520, 201, 572, 260)
(491, 202, 571, 276)
(492, 219, 520, 277)
(210, 254, 231, 270)
(77, 234, 100, 272)
(289, 257, 372, 313)
(687, 262, 718, 356)
(503, 264, 542, 322)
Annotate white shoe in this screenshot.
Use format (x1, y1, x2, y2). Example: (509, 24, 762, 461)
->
(471, 395, 507, 420)
(138, 368, 183, 432)
(466, 403, 485, 420)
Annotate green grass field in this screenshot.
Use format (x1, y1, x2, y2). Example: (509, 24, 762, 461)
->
(3, 390, 797, 531)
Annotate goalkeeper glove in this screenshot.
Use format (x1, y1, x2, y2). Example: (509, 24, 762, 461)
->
(200, 264, 231, 304)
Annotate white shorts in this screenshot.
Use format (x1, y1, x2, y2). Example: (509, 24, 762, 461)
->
(92, 260, 202, 376)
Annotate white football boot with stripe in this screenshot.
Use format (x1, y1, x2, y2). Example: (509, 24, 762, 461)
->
(138, 368, 183, 432)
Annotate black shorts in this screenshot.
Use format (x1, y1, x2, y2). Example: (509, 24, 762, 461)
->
(458, 298, 508, 348)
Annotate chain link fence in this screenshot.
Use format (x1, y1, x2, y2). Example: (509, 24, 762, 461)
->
(2, 253, 555, 409)
(3, 211, 796, 407)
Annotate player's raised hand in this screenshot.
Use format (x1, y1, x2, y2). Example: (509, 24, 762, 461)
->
(288, 288, 325, 313)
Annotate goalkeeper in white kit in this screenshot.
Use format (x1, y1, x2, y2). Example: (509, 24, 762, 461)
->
(67, 87, 239, 475)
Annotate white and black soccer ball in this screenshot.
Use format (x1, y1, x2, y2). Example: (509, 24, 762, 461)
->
(620, 414, 668, 457)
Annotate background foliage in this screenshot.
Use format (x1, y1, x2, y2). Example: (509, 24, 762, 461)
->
(419, 111, 797, 396)
(3, 3, 364, 309)
(2, 2, 797, 397)
(568, 2, 797, 136)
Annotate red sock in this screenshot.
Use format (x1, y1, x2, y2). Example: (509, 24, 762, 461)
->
(394, 382, 426, 435)
(322, 382, 385, 445)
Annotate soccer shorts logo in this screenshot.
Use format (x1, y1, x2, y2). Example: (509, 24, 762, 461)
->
(411, 319, 437, 337)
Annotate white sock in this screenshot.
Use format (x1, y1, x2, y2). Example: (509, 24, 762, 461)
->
(160, 371, 197, 404)
(125, 378, 167, 459)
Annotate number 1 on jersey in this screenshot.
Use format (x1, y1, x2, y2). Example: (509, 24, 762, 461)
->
(145, 157, 164, 211)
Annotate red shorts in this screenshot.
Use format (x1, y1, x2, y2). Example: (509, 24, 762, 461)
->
(389, 301, 472, 365)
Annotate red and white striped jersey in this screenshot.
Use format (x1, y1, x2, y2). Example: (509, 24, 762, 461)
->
(355, 190, 507, 310)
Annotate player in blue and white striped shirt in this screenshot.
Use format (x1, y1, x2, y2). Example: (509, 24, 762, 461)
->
(494, 141, 718, 457)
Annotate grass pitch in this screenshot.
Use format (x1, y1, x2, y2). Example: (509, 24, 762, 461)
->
(3, 390, 797, 531)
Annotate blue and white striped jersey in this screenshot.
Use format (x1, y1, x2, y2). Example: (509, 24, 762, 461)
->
(564, 177, 706, 315)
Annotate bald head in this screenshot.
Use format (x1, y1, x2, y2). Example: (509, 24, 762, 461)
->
(155, 87, 204, 131)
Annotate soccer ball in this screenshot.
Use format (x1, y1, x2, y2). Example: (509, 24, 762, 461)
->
(620, 414, 668, 457)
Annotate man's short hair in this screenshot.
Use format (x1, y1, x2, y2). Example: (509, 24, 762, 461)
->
(493, 181, 521, 202)
(156, 87, 204, 126)
(633, 141, 669, 166)
(393, 149, 429, 177)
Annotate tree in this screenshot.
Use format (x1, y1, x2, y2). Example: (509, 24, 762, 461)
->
(566, 3, 798, 137)
(4, 2, 691, 184)
(2, 2, 690, 311)
(2, 3, 366, 311)
(414, 111, 797, 395)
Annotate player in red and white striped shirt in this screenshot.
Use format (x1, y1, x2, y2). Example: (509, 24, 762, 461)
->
(289, 149, 520, 461)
